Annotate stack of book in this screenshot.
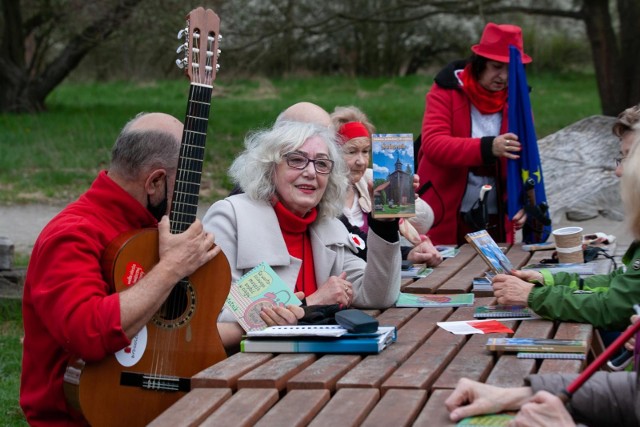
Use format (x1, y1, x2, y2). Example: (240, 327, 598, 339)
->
(240, 325, 397, 354)
(486, 337, 588, 360)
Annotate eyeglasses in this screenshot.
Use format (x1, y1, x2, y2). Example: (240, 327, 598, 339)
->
(283, 152, 334, 174)
(615, 156, 627, 167)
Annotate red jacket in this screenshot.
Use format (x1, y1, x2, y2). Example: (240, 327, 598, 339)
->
(20, 171, 157, 426)
(417, 60, 513, 245)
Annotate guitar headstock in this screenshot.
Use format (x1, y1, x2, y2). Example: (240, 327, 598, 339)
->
(176, 7, 221, 86)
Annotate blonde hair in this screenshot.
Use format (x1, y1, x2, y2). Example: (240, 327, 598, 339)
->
(621, 141, 640, 239)
(330, 106, 376, 137)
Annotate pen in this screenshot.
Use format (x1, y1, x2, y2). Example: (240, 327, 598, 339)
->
(559, 303, 640, 402)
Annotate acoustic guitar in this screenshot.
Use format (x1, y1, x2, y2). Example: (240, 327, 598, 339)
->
(63, 8, 230, 426)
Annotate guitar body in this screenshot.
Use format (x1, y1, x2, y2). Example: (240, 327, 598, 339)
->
(64, 228, 231, 427)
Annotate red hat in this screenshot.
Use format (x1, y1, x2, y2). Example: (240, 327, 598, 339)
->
(471, 23, 532, 64)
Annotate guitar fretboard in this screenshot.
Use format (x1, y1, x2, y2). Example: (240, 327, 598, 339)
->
(170, 83, 213, 234)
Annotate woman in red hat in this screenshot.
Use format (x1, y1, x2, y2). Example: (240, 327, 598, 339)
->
(417, 22, 529, 245)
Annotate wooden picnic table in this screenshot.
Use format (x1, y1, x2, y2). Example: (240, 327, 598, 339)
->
(149, 242, 610, 427)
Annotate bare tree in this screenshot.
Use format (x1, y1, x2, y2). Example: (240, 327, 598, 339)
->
(1, 0, 144, 113)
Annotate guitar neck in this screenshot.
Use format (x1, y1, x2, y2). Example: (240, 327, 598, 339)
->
(170, 83, 213, 234)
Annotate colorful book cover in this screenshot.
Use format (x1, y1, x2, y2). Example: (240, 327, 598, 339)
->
(465, 230, 513, 274)
(371, 133, 415, 219)
(395, 292, 474, 308)
(474, 305, 536, 319)
(486, 337, 588, 353)
(240, 326, 397, 354)
(224, 261, 302, 332)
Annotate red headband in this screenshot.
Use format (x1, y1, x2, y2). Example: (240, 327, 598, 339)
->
(338, 121, 370, 144)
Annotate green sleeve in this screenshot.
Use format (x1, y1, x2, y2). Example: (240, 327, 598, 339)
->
(528, 243, 640, 331)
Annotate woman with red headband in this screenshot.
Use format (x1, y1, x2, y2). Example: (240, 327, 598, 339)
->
(331, 105, 443, 267)
(417, 22, 528, 245)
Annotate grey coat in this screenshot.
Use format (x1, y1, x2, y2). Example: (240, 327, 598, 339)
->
(202, 194, 402, 322)
(527, 371, 638, 427)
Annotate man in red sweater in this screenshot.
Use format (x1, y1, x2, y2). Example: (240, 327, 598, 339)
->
(20, 113, 221, 426)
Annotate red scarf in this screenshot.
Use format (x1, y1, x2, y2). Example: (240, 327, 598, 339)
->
(273, 201, 318, 296)
(460, 63, 507, 114)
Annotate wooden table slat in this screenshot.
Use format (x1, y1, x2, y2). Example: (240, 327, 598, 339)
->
(381, 328, 465, 391)
(287, 354, 362, 392)
(237, 353, 317, 390)
(200, 388, 279, 427)
(147, 388, 232, 427)
(361, 389, 428, 427)
(413, 389, 456, 427)
(191, 352, 273, 390)
(539, 322, 593, 374)
(254, 389, 331, 427)
(307, 388, 380, 427)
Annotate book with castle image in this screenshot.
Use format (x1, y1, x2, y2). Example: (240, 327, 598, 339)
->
(371, 133, 416, 219)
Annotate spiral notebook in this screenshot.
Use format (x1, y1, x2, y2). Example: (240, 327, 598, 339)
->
(474, 305, 537, 319)
(516, 352, 586, 360)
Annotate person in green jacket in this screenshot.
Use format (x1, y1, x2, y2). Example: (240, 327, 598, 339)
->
(491, 103, 640, 331)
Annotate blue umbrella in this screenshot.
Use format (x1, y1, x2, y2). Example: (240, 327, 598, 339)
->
(507, 45, 552, 243)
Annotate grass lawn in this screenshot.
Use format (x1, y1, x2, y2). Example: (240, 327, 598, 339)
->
(0, 72, 600, 423)
(0, 72, 600, 205)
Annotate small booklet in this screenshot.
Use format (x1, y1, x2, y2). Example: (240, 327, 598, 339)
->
(224, 261, 302, 332)
(522, 262, 595, 275)
(486, 337, 588, 353)
(474, 305, 537, 319)
(465, 230, 513, 274)
(437, 245, 460, 259)
(371, 133, 415, 219)
(472, 277, 493, 292)
(395, 292, 474, 308)
(401, 265, 433, 279)
(241, 326, 397, 354)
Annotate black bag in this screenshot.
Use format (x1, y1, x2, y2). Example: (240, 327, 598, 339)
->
(298, 304, 343, 325)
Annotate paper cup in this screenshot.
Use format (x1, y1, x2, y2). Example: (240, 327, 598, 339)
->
(552, 227, 584, 263)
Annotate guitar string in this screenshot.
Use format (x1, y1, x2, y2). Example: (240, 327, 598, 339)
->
(149, 26, 216, 389)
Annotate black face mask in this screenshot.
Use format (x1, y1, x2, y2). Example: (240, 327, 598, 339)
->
(147, 177, 169, 221)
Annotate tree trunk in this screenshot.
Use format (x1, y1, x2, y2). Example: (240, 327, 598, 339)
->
(581, 0, 623, 116)
(617, 0, 640, 112)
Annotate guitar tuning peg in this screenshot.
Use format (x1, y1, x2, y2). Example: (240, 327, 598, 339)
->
(216, 63, 220, 72)
(175, 58, 186, 69)
(177, 27, 188, 39)
(176, 43, 187, 54)
(218, 34, 223, 42)
(217, 49, 221, 56)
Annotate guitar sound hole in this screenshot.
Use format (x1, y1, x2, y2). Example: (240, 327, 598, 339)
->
(152, 280, 196, 328)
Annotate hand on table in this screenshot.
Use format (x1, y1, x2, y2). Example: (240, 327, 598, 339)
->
(306, 272, 353, 306)
(508, 391, 576, 427)
(445, 378, 532, 422)
(407, 236, 443, 267)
